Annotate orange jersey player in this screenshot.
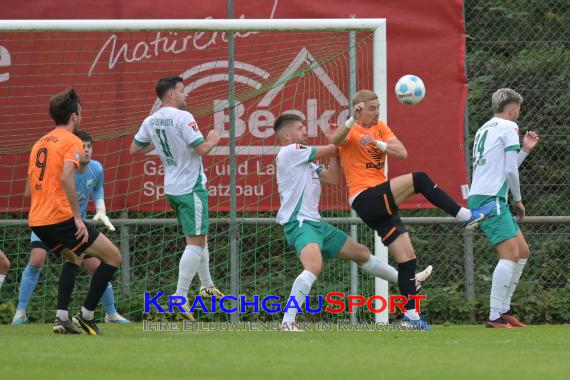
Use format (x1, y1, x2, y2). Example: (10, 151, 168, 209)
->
(27, 89, 121, 335)
(331, 89, 497, 329)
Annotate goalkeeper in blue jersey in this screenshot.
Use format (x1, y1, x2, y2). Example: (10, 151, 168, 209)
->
(12, 130, 129, 325)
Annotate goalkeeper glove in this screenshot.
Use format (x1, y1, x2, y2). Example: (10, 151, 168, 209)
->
(93, 199, 116, 231)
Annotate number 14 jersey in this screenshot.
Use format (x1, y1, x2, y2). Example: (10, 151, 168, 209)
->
(469, 116, 521, 199)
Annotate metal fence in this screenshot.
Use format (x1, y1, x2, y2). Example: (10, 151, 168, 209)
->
(1, 216, 568, 324)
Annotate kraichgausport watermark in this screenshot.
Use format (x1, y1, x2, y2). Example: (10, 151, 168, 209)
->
(142, 320, 429, 332)
(144, 292, 426, 315)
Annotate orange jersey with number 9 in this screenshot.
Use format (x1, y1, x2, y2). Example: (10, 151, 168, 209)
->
(28, 128, 82, 226)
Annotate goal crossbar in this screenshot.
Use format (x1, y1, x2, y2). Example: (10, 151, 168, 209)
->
(0, 18, 385, 32)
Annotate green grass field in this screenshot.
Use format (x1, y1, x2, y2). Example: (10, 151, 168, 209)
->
(1, 323, 569, 379)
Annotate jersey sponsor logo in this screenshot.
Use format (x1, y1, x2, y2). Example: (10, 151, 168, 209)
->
(295, 144, 308, 150)
(364, 146, 385, 170)
(365, 162, 384, 170)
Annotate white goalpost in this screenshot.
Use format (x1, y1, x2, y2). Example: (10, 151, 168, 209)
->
(0, 18, 389, 323)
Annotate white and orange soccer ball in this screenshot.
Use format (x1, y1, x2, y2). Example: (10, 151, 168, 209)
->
(395, 75, 426, 106)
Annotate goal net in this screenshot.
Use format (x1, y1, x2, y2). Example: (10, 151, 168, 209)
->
(0, 19, 387, 323)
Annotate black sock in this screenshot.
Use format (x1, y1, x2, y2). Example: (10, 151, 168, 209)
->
(84, 262, 118, 312)
(57, 262, 80, 311)
(412, 172, 461, 216)
(397, 259, 417, 311)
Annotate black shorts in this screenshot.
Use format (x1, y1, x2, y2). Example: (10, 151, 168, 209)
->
(31, 217, 100, 256)
(30, 239, 49, 251)
(352, 182, 406, 246)
(30, 239, 60, 261)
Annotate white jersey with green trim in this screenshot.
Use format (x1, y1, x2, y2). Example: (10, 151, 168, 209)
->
(135, 106, 206, 195)
(469, 116, 521, 199)
(276, 144, 322, 225)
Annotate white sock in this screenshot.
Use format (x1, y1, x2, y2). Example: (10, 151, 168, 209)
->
(0, 274, 5, 290)
(81, 306, 94, 320)
(405, 309, 420, 320)
(455, 207, 472, 222)
(282, 270, 317, 324)
(175, 245, 202, 297)
(198, 244, 214, 288)
(489, 259, 516, 320)
(501, 258, 527, 314)
(361, 255, 398, 283)
(56, 309, 69, 321)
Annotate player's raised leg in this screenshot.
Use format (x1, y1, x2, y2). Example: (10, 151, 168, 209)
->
(389, 172, 495, 229)
(337, 236, 432, 291)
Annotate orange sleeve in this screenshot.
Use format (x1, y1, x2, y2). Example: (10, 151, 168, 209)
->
(378, 121, 396, 141)
(63, 137, 82, 167)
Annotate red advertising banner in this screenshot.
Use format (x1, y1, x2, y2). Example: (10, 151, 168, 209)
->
(0, 0, 468, 213)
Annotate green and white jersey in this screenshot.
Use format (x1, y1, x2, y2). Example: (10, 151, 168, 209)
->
(276, 144, 323, 225)
(134, 107, 206, 195)
(469, 117, 520, 199)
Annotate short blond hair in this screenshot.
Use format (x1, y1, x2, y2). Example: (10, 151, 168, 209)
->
(352, 90, 378, 105)
(492, 88, 523, 113)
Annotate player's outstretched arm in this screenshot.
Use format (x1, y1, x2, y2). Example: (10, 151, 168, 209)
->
(130, 141, 155, 155)
(313, 144, 338, 160)
(319, 155, 341, 185)
(194, 130, 221, 156)
(331, 102, 364, 145)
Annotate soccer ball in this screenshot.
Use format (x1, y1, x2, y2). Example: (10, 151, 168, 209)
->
(395, 75, 426, 106)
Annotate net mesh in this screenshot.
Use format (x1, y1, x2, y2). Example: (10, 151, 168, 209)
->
(0, 29, 376, 323)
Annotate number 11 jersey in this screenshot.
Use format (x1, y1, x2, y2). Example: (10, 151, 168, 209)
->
(134, 107, 206, 196)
